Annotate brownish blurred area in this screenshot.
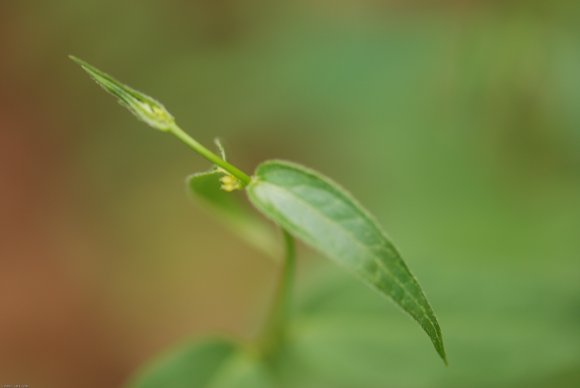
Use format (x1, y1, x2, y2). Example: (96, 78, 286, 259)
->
(1, 9, 123, 387)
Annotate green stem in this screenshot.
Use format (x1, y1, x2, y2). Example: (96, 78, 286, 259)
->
(258, 229, 296, 355)
(168, 124, 252, 186)
(168, 123, 295, 354)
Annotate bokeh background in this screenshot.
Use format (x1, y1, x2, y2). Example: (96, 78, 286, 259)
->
(1, 1, 579, 387)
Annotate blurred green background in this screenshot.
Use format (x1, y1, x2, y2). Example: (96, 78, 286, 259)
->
(1, 1, 579, 387)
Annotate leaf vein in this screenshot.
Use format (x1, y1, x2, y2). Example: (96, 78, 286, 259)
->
(254, 181, 442, 346)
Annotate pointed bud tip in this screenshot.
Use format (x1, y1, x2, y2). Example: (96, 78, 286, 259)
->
(69, 55, 175, 132)
(69, 55, 92, 71)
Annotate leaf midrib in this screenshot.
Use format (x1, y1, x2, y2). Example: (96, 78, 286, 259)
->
(251, 179, 442, 348)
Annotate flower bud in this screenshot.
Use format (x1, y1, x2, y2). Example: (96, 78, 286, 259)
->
(70, 56, 175, 131)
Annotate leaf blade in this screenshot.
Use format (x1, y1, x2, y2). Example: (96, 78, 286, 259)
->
(187, 171, 280, 259)
(246, 160, 446, 363)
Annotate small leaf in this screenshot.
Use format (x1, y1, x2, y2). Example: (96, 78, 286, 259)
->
(187, 171, 280, 259)
(246, 160, 446, 363)
(70, 56, 175, 131)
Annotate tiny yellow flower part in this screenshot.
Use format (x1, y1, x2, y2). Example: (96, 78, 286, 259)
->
(220, 174, 242, 192)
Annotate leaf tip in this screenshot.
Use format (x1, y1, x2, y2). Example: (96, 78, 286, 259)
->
(434, 337, 448, 366)
(441, 350, 448, 366)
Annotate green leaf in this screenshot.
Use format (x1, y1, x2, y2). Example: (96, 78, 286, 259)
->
(186, 140, 279, 259)
(70, 56, 175, 131)
(246, 160, 446, 363)
(205, 352, 273, 388)
(126, 338, 237, 388)
(127, 338, 273, 388)
(187, 170, 279, 259)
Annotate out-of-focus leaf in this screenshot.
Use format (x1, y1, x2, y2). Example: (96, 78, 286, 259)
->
(207, 352, 273, 388)
(127, 337, 273, 388)
(126, 338, 237, 388)
(246, 160, 446, 362)
(187, 169, 279, 259)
